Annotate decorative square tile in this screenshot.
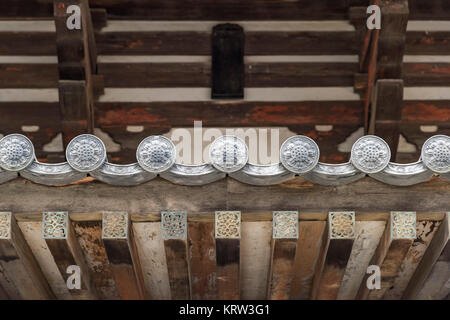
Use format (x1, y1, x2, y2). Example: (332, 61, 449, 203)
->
(0, 212, 11, 239)
(391, 212, 416, 239)
(42, 212, 68, 239)
(329, 212, 356, 239)
(273, 211, 298, 239)
(215, 211, 241, 239)
(161, 211, 187, 239)
(102, 212, 129, 239)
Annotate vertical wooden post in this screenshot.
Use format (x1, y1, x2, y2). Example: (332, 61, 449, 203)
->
(43, 211, 98, 299)
(356, 212, 416, 299)
(215, 211, 241, 300)
(102, 212, 146, 300)
(312, 212, 356, 300)
(267, 211, 298, 300)
(0, 212, 55, 300)
(211, 24, 244, 99)
(161, 211, 190, 300)
(54, 0, 99, 146)
(188, 220, 217, 299)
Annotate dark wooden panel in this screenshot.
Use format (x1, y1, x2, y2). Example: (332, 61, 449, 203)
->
(406, 32, 450, 55)
(0, 64, 58, 88)
(212, 24, 244, 99)
(216, 239, 240, 300)
(409, 0, 450, 20)
(0, 215, 55, 299)
(0, 33, 56, 55)
(96, 31, 358, 56)
(289, 221, 326, 300)
(1, 31, 358, 56)
(96, 101, 363, 126)
(0, 0, 370, 20)
(402, 101, 450, 123)
(72, 221, 120, 300)
(2, 62, 357, 88)
(404, 64, 450, 87)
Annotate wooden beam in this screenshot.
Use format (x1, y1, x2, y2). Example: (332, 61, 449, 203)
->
(356, 212, 416, 300)
(1, 178, 449, 216)
(369, 79, 404, 160)
(0, 212, 55, 300)
(54, 0, 97, 146)
(72, 220, 120, 299)
(289, 221, 327, 299)
(43, 211, 98, 299)
(383, 220, 441, 299)
(102, 211, 146, 299)
(215, 211, 241, 300)
(267, 211, 298, 300)
(312, 212, 356, 300)
(188, 221, 217, 299)
(161, 211, 190, 300)
(404, 213, 450, 300)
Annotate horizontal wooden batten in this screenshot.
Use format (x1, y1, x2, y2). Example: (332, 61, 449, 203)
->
(3, 1, 450, 20)
(95, 100, 362, 126)
(0, 31, 358, 56)
(0, 1, 368, 20)
(0, 62, 358, 88)
(4, 62, 450, 89)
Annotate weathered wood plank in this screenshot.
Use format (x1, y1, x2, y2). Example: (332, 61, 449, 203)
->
(383, 220, 440, 300)
(54, 0, 96, 145)
(240, 221, 271, 300)
(377, 0, 409, 79)
(267, 238, 297, 300)
(337, 221, 386, 300)
(289, 221, 326, 300)
(1, 178, 449, 215)
(0, 213, 55, 299)
(43, 212, 98, 299)
(188, 221, 217, 300)
(102, 212, 146, 300)
(406, 32, 450, 55)
(356, 212, 416, 300)
(403, 213, 450, 300)
(215, 211, 241, 300)
(164, 239, 190, 300)
(216, 238, 240, 300)
(72, 221, 120, 299)
(96, 101, 363, 126)
(132, 222, 170, 299)
(312, 212, 356, 300)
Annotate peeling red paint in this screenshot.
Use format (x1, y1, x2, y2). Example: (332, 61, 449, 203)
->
(403, 103, 450, 122)
(99, 108, 168, 125)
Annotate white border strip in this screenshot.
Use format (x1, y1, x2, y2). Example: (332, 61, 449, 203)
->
(407, 21, 450, 31)
(97, 55, 359, 63)
(99, 87, 360, 102)
(0, 89, 58, 102)
(0, 20, 355, 32)
(404, 87, 450, 100)
(102, 20, 356, 32)
(404, 55, 450, 63)
(0, 56, 58, 64)
(4, 87, 450, 102)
